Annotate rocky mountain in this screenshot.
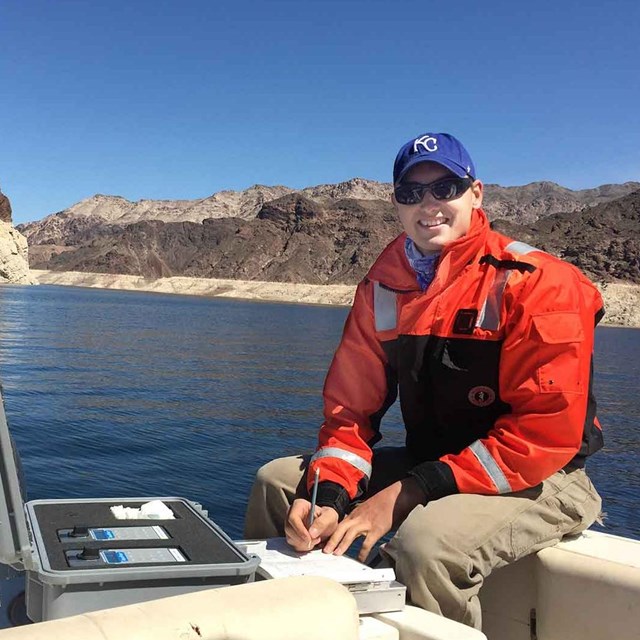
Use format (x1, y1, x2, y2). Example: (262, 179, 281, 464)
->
(481, 181, 640, 223)
(492, 189, 640, 283)
(0, 188, 12, 223)
(0, 186, 35, 284)
(18, 185, 295, 246)
(19, 179, 640, 246)
(300, 177, 392, 203)
(24, 182, 640, 285)
(32, 195, 401, 284)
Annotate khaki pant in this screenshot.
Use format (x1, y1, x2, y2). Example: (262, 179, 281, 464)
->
(244, 447, 602, 630)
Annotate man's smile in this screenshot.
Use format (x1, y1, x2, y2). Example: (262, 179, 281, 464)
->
(417, 218, 448, 228)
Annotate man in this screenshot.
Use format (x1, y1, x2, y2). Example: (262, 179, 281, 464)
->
(245, 132, 603, 629)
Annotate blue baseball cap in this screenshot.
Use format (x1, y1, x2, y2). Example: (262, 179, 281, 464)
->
(393, 133, 476, 184)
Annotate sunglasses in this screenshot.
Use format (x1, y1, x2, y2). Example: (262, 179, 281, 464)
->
(394, 176, 473, 205)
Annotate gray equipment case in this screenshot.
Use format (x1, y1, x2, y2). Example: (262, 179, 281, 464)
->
(0, 392, 259, 622)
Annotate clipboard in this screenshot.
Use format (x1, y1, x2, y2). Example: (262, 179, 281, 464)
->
(239, 538, 406, 614)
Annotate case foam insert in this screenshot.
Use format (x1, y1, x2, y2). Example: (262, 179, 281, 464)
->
(31, 499, 245, 572)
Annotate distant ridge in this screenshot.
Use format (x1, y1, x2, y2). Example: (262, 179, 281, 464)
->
(19, 179, 640, 285)
(19, 179, 640, 243)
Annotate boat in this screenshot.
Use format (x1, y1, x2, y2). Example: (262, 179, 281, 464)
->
(0, 392, 638, 639)
(0, 523, 638, 639)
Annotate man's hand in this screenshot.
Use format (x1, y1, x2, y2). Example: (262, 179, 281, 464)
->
(285, 498, 339, 552)
(322, 477, 425, 563)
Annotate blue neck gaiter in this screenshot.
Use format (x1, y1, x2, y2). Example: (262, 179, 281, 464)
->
(404, 237, 440, 292)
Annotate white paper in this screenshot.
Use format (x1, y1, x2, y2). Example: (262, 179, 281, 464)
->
(242, 537, 395, 584)
(110, 500, 175, 520)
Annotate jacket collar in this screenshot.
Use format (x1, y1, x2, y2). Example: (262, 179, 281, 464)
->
(367, 208, 490, 294)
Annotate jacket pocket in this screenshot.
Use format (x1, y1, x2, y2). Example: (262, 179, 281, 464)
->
(531, 312, 585, 394)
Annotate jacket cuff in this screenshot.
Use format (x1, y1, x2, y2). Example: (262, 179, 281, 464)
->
(408, 461, 459, 502)
(315, 481, 350, 520)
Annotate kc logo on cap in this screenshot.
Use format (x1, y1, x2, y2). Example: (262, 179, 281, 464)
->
(413, 135, 438, 154)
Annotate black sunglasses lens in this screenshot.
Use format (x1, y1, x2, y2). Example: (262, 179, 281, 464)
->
(395, 185, 422, 205)
(431, 179, 459, 200)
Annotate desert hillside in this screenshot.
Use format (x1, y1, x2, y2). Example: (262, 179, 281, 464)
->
(19, 180, 640, 286)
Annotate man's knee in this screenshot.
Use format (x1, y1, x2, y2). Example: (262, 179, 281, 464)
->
(391, 514, 444, 574)
(245, 456, 306, 539)
(254, 458, 285, 489)
(391, 501, 470, 564)
(253, 455, 307, 494)
(385, 503, 484, 625)
(386, 499, 487, 601)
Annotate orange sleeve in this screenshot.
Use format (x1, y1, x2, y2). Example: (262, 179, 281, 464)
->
(307, 280, 393, 500)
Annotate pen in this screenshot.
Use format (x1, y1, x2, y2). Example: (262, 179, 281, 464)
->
(308, 467, 320, 529)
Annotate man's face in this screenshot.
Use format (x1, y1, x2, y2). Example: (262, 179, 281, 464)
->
(392, 162, 483, 254)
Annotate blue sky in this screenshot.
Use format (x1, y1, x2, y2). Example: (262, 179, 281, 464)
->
(1, 0, 638, 224)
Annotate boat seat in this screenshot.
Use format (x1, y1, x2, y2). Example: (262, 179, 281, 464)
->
(0, 575, 360, 640)
(480, 529, 640, 640)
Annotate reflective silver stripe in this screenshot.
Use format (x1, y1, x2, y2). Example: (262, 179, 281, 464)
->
(469, 440, 512, 493)
(476, 269, 513, 331)
(310, 447, 372, 478)
(506, 241, 541, 255)
(373, 281, 397, 331)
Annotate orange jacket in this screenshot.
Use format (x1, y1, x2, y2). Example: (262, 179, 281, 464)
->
(309, 209, 604, 516)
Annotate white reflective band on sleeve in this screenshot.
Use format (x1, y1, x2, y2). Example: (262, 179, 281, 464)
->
(469, 440, 512, 494)
(310, 448, 372, 479)
(476, 270, 513, 331)
(373, 282, 397, 331)
(506, 241, 541, 255)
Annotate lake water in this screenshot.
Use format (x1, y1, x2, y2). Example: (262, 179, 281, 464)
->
(0, 284, 638, 541)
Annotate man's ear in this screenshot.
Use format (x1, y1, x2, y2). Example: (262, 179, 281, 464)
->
(471, 180, 483, 208)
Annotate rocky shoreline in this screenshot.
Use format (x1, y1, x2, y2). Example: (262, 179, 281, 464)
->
(29, 269, 640, 328)
(29, 270, 356, 306)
